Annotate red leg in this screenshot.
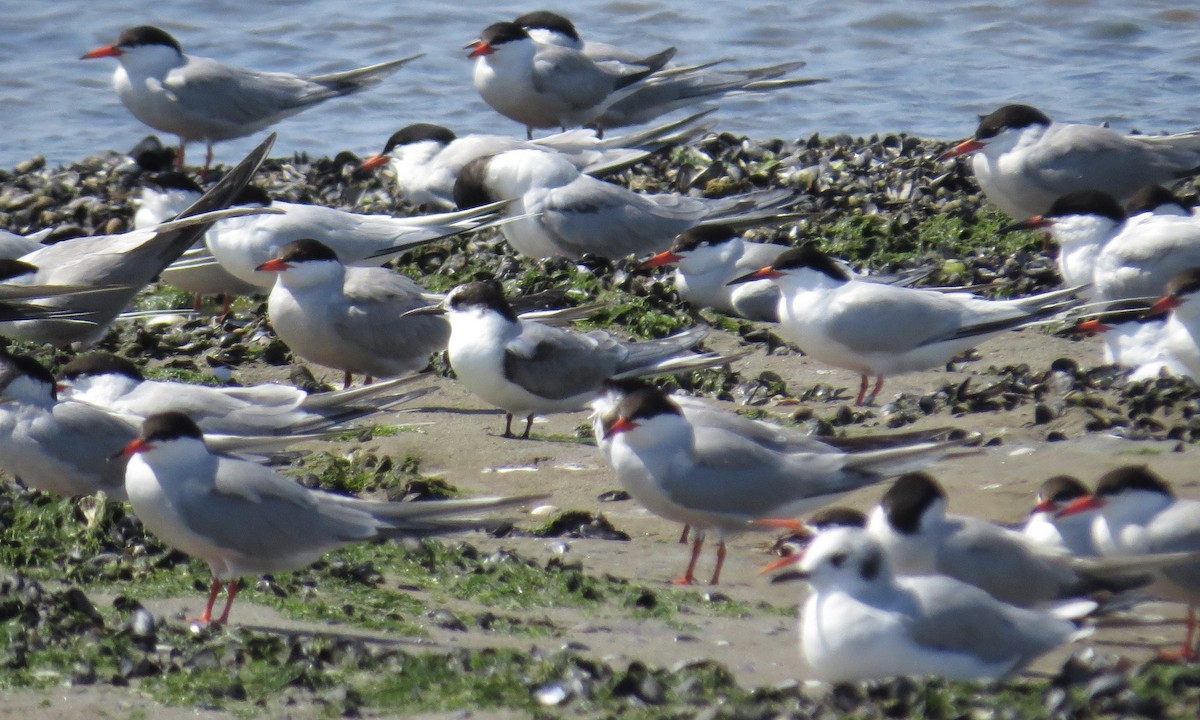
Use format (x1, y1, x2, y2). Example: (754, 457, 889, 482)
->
(854, 375, 869, 405)
(708, 540, 727, 585)
(192, 293, 203, 313)
(175, 141, 186, 170)
(343, 371, 353, 389)
(521, 414, 534, 439)
(502, 413, 515, 438)
(204, 143, 214, 174)
(678, 524, 691, 544)
(199, 578, 222, 624)
(214, 580, 241, 625)
(364, 376, 374, 386)
(673, 535, 704, 585)
(867, 376, 885, 405)
(1157, 604, 1197, 662)
(1183, 605, 1197, 661)
(220, 294, 233, 318)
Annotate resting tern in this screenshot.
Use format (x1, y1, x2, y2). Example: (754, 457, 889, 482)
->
(120, 411, 541, 624)
(866, 472, 1146, 607)
(1059, 466, 1200, 660)
(0, 135, 274, 346)
(593, 381, 967, 584)
(1007, 190, 1200, 303)
(257, 239, 449, 388)
(728, 244, 1082, 405)
(453, 149, 796, 259)
(513, 10, 826, 132)
(201, 186, 505, 289)
(0, 350, 356, 500)
(941, 103, 1200, 219)
(133, 171, 258, 309)
(641, 226, 786, 321)
(1022, 475, 1099, 558)
(1141, 268, 1200, 382)
(58, 352, 429, 436)
(409, 281, 729, 438)
(468, 21, 674, 138)
(768, 526, 1079, 682)
(82, 25, 419, 170)
(358, 113, 709, 210)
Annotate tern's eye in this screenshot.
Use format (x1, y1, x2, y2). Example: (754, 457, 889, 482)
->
(830, 552, 847, 568)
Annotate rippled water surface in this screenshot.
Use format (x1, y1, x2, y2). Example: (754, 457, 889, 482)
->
(4, 0, 1200, 167)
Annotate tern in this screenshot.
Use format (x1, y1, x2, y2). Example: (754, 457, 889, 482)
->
(729, 244, 1082, 405)
(409, 281, 730, 438)
(256, 238, 449, 388)
(468, 21, 674, 138)
(453, 148, 797, 259)
(768, 526, 1080, 682)
(1058, 466, 1200, 660)
(120, 411, 542, 625)
(941, 103, 1200, 220)
(82, 25, 419, 170)
(594, 381, 968, 584)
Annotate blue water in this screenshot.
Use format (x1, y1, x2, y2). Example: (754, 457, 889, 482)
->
(4, 0, 1200, 168)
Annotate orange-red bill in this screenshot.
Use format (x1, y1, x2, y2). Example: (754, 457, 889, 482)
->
(640, 251, 683, 270)
(81, 45, 122, 60)
(1057, 495, 1103, 518)
(359, 154, 390, 172)
(938, 138, 984, 160)
(254, 258, 290, 272)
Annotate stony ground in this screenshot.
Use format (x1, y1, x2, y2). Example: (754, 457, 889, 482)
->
(2, 131, 1200, 718)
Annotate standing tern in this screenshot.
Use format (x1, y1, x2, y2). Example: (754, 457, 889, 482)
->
(513, 10, 826, 133)
(728, 244, 1083, 405)
(594, 381, 968, 585)
(408, 281, 731, 438)
(941, 103, 1200, 219)
(0, 135, 275, 346)
(82, 25, 419, 170)
(1058, 466, 1200, 660)
(468, 21, 674, 138)
(767, 526, 1079, 682)
(256, 238, 449, 388)
(453, 149, 797, 259)
(120, 411, 542, 625)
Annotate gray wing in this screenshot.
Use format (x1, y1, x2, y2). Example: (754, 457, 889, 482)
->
(935, 518, 1080, 605)
(905, 577, 1071, 667)
(820, 285, 1027, 355)
(45, 402, 137, 494)
(656, 426, 877, 519)
(530, 46, 616, 110)
(537, 179, 698, 258)
(1022, 124, 1200, 197)
(174, 456, 380, 562)
(1147, 500, 1200, 593)
(502, 322, 620, 400)
(164, 57, 332, 135)
(822, 285, 982, 353)
(335, 268, 449, 358)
